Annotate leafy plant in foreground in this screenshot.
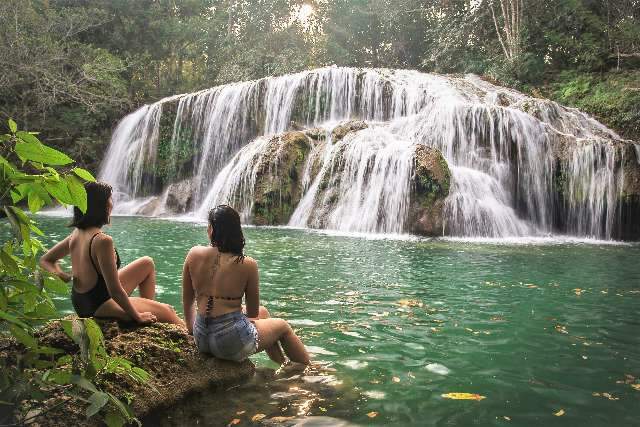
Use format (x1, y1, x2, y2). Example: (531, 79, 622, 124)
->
(0, 119, 146, 426)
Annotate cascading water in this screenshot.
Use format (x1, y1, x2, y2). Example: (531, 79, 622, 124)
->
(100, 66, 637, 239)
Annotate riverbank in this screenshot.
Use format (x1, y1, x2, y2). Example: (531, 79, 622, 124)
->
(1, 317, 254, 426)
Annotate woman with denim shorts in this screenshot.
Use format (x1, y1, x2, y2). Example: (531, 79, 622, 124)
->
(181, 205, 310, 365)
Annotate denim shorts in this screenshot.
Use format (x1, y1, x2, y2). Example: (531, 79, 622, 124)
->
(193, 311, 259, 362)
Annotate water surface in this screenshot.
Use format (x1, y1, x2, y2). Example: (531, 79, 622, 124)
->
(13, 216, 640, 426)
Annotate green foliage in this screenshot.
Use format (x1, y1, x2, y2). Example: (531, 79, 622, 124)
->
(546, 70, 640, 140)
(0, 120, 145, 426)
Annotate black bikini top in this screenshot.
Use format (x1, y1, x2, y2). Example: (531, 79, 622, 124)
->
(89, 232, 121, 273)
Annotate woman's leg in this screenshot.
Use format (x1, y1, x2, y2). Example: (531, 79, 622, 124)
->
(95, 297, 185, 327)
(253, 318, 309, 365)
(255, 306, 286, 364)
(118, 256, 156, 299)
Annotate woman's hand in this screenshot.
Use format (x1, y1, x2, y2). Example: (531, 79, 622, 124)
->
(135, 312, 157, 324)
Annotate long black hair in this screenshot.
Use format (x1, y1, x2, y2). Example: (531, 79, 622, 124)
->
(208, 205, 245, 263)
(70, 181, 112, 229)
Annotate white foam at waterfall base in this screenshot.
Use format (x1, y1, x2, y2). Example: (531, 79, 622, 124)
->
(100, 66, 631, 240)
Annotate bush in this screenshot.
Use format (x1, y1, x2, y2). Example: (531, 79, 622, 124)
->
(0, 119, 145, 426)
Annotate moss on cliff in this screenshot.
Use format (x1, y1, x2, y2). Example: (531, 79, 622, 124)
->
(252, 131, 312, 225)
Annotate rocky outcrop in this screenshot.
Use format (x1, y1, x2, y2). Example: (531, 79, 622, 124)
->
(251, 131, 313, 225)
(5, 317, 254, 426)
(165, 179, 194, 214)
(407, 145, 451, 236)
(330, 120, 368, 143)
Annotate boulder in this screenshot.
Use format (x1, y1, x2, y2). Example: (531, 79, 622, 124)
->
(134, 196, 161, 216)
(330, 120, 368, 143)
(406, 145, 451, 236)
(165, 179, 194, 214)
(251, 131, 313, 225)
(4, 317, 254, 426)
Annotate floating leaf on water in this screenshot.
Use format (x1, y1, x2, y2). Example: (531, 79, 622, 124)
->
(236, 411, 246, 415)
(441, 393, 485, 401)
(408, 372, 416, 379)
(251, 414, 266, 422)
(574, 288, 583, 296)
(367, 411, 378, 418)
(392, 376, 400, 383)
(227, 419, 241, 426)
(503, 416, 511, 421)
(631, 384, 640, 391)
(554, 409, 565, 416)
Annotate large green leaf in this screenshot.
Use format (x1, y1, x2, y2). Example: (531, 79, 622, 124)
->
(0, 249, 19, 273)
(44, 180, 74, 205)
(8, 118, 17, 133)
(86, 391, 109, 418)
(15, 141, 73, 166)
(72, 167, 96, 182)
(16, 131, 41, 145)
(44, 275, 69, 295)
(66, 175, 87, 213)
(9, 324, 37, 349)
(27, 191, 45, 213)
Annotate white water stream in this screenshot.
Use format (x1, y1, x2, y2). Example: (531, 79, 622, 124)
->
(99, 66, 633, 239)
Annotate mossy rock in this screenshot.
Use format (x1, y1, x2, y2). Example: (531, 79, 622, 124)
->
(252, 131, 313, 225)
(407, 145, 451, 236)
(330, 120, 368, 143)
(6, 317, 254, 427)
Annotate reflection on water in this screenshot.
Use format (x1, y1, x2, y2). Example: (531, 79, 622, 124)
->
(8, 216, 640, 426)
(145, 364, 361, 427)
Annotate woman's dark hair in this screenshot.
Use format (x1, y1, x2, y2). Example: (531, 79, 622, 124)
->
(208, 205, 245, 263)
(70, 181, 112, 229)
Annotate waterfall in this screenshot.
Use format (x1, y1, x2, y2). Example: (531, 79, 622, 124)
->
(288, 126, 415, 234)
(100, 66, 634, 239)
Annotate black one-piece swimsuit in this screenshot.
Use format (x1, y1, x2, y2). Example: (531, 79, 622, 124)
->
(71, 232, 121, 317)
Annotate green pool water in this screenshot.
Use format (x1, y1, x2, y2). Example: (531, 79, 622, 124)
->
(15, 216, 640, 426)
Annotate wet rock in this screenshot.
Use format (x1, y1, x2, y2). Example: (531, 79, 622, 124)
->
(165, 179, 194, 214)
(304, 127, 328, 141)
(407, 145, 451, 236)
(252, 131, 313, 225)
(330, 120, 368, 143)
(134, 196, 161, 216)
(6, 317, 254, 426)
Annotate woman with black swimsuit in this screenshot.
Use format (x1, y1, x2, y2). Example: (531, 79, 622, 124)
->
(40, 181, 185, 326)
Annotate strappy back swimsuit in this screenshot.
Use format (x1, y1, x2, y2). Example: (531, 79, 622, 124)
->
(192, 253, 259, 362)
(71, 232, 121, 317)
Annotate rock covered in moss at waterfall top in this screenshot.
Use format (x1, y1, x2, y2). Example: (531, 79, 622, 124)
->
(407, 145, 451, 236)
(165, 178, 194, 214)
(4, 317, 254, 427)
(252, 131, 313, 225)
(330, 120, 368, 143)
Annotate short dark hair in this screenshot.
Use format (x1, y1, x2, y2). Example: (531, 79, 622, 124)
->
(208, 205, 245, 263)
(70, 181, 112, 229)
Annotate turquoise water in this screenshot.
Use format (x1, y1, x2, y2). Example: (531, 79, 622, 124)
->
(9, 216, 640, 426)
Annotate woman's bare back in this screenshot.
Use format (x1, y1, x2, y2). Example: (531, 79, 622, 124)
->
(186, 246, 257, 317)
(68, 228, 116, 293)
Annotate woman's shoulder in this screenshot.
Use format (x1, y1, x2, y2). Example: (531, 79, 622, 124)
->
(186, 245, 214, 259)
(241, 255, 257, 268)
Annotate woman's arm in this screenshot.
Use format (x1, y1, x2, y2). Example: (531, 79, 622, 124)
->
(244, 258, 260, 320)
(39, 236, 72, 282)
(94, 235, 148, 323)
(182, 250, 195, 334)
